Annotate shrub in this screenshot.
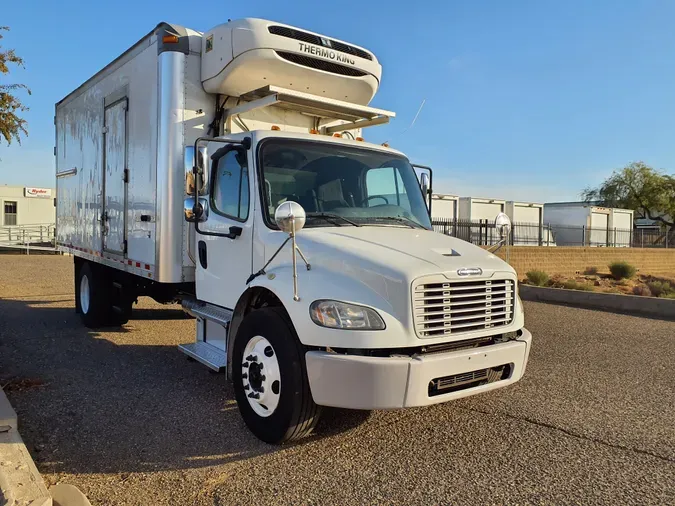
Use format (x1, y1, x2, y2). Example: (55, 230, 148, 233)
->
(563, 280, 593, 291)
(608, 261, 636, 280)
(584, 266, 598, 275)
(632, 285, 652, 297)
(526, 270, 549, 287)
(647, 281, 673, 298)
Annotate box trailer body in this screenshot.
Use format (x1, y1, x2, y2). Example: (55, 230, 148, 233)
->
(56, 18, 532, 444)
(56, 24, 211, 284)
(458, 197, 506, 222)
(505, 201, 546, 246)
(544, 202, 634, 247)
(431, 194, 458, 220)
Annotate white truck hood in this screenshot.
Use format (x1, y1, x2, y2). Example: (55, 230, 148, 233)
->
(296, 226, 514, 279)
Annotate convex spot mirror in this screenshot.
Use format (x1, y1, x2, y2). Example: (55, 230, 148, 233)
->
(184, 197, 209, 223)
(495, 212, 512, 240)
(275, 201, 306, 234)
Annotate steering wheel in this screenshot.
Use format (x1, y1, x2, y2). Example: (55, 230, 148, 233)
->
(365, 195, 389, 206)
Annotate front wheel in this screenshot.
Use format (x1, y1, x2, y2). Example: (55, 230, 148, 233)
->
(232, 307, 321, 444)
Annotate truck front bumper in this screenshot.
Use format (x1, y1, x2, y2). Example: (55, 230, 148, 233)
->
(305, 328, 532, 410)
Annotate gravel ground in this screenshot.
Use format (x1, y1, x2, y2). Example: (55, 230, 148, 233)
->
(1, 255, 674, 505)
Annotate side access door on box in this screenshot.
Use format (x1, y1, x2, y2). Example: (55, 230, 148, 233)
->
(102, 91, 129, 256)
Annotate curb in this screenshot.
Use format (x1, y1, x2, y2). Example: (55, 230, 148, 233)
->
(0, 388, 51, 506)
(520, 285, 675, 319)
(0, 388, 91, 506)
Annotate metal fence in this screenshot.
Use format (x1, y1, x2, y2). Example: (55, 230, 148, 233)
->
(431, 218, 675, 248)
(0, 223, 56, 253)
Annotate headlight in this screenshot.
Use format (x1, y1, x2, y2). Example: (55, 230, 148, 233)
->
(310, 300, 385, 330)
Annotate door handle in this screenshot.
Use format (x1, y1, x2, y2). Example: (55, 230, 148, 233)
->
(198, 241, 207, 269)
(224, 226, 242, 240)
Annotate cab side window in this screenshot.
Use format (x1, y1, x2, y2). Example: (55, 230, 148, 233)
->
(212, 150, 249, 221)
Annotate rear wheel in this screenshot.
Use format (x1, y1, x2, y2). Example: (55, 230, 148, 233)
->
(233, 307, 321, 444)
(75, 262, 112, 328)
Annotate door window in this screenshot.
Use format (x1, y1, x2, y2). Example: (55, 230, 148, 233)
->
(211, 150, 249, 221)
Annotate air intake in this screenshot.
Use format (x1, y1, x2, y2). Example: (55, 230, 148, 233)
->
(269, 25, 373, 61)
(275, 51, 368, 77)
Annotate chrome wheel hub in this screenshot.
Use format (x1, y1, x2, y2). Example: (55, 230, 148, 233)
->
(242, 335, 281, 417)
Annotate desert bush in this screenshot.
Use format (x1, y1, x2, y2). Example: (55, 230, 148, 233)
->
(608, 261, 636, 280)
(526, 270, 549, 287)
(584, 266, 598, 275)
(632, 285, 652, 297)
(563, 280, 593, 291)
(647, 281, 674, 297)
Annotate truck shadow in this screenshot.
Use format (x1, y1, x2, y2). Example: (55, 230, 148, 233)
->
(0, 297, 370, 476)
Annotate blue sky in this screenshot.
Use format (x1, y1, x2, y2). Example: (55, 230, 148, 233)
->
(2, 0, 675, 202)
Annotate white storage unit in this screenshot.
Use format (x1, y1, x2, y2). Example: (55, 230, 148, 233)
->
(0, 185, 55, 226)
(431, 194, 458, 220)
(543, 202, 635, 247)
(458, 197, 506, 221)
(505, 201, 544, 246)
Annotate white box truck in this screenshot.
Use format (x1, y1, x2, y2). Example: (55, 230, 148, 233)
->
(544, 202, 634, 247)
(56, 18, 532, 443)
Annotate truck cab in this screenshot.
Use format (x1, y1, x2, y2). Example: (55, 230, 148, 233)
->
(56, 18, 532, 444)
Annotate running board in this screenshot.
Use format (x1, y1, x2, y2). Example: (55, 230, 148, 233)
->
(178, 342, 227, 372)
(181, 298, 233, 326)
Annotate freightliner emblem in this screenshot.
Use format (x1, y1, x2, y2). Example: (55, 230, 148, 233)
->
(457, 267, 483, 276)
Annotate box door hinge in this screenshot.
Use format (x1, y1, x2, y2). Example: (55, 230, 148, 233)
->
(123, 168, 129, 183)
(123, 240, 128, 255)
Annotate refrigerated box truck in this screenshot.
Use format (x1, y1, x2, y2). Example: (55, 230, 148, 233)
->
(56, 18, 532, 443)
(543, 202, 634, 247)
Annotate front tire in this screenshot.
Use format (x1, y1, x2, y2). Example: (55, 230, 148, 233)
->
(233, 307, 321, 444)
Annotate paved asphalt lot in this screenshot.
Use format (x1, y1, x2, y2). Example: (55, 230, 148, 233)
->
(0, 255, 673, 505)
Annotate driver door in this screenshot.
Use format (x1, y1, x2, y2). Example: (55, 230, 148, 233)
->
(195, 142, 253, 311)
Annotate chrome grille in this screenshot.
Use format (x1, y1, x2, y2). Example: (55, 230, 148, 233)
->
(413, 277, 515, 338)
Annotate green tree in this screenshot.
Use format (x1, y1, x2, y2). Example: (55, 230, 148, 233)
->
(582, 162, 675, 227)
(0, 26, 30, 145)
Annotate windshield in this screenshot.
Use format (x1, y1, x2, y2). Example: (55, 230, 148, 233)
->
(259, 139, 432, 229)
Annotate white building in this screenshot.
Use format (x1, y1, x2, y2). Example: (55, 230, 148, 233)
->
(0, 185, 56, 226)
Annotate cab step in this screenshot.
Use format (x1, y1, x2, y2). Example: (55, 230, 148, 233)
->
(178, 341, 227, 372)
(181, 297, 233, 326)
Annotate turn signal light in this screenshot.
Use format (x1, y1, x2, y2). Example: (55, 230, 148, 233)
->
(162, 35, 179, 44)
(271, 125, 281, 131)
(333, 133, 342, 138)
(356, 137, 364, 142)
(381, 142, 390, 147)
(309, 129, 319, 134)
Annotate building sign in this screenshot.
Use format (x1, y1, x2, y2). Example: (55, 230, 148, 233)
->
(24, 187, 52, 199)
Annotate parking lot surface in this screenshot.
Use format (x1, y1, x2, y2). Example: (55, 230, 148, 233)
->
(1, 255, 674, 505)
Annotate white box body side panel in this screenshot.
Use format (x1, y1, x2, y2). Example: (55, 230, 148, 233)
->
(431, 195, 458, 220)
(458, 197, 506, 221)
(56, 42, 159, 270)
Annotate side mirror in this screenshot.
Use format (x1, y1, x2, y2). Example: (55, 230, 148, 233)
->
(184, 146, 208, 195)
(274, 201, 306, 234)
(495, 212, 512, 240)
(184, 197, 209, 223)
(420, 172, 430, 200)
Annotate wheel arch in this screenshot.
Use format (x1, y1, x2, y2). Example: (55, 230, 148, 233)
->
(227, 285, 288, 380)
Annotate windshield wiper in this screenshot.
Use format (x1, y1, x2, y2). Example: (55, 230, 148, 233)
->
(305, 212, 361, 227)
(372, 216, 426, 229)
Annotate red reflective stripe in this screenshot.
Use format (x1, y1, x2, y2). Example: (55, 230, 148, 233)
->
(144, 264, 150, 270)
(136, 262, 141, 267)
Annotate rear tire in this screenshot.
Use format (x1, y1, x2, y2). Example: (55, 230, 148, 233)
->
(233, 307, 321, 444)
(75, 262, 112, 328)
